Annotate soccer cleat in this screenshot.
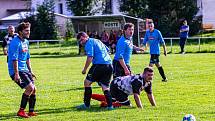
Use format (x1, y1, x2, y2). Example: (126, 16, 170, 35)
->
(162, 78, 168, 82)
(76, 104, 90, 110)
(28, 112, 37, 116)
(106, 106, 114, 110)
(17, 109, 30, 118)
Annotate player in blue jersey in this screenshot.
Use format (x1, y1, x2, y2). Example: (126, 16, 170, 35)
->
(91, 67, 156, 109)
(143, 22, 168, 82)
(113, 23, 144, 78)
(179, 19, 189, 54)
(7, 22, 37, 118)
(76, 32, 114, 110)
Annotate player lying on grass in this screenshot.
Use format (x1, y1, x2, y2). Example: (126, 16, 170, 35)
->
(91, 67, 156, 109)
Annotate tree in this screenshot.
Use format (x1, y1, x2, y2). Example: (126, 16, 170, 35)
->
(119, 0, 200, 37)
(35, 0, 58, 40)
(119, 0, 148, 18)
(66, 0, 94, 16)
(66, 0, 106, 16)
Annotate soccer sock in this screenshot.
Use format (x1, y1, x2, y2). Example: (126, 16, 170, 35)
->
(20, 93, 30, 110)
(158, 66, 166, 80)
(29, 94, 36, 112)
(91, 94, 106, 101)
(84, 87, 92, 107)
(104, 90, 113, 107)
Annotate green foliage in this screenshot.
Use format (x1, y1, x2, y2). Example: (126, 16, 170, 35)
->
(0, 30, 7, 41)
(65, 20, 75, 40)
(66, 0, 94, 16)
(35, 0, 58, 40)
(120, 0, 200, 37)
(23, 0, 58, 40)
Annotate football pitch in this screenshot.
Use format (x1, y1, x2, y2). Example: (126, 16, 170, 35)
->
(0, 53, 215, 121)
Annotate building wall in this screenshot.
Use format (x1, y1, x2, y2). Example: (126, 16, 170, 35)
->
(202, 0, 215, 29)
(0, 0, 29, 19)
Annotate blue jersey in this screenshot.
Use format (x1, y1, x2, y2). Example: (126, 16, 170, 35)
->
(85, 38, 112, 64)
(143, 29, 165, 55)
(8, 36, 30, 76)
(114, 36, 133, 65)
(180, 25, 189, 38)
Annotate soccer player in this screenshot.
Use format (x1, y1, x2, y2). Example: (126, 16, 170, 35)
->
(91, 67, 156, 109)
(113, 23, 144, 78)
(8, 22, 37, 118)
(2, 25, 18, 57)
(179, 19, 189, 54)
(76, 32, 114, 110)
(143, 21, 168, 82)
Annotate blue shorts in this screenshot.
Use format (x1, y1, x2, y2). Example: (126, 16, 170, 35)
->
(150, 54, 160, 64)
(86, 64, 113, 87)
(10, 71, 34, 89)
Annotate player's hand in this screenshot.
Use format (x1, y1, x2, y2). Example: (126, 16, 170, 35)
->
(3, 50, 7, 55)
(14, 73, 21, 83)
(82, 69, 86, 74)
(31, 72, 37, 80)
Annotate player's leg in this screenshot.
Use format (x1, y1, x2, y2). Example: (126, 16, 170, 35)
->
(15, 72, 35, 118)
(154, 55, 167, 82)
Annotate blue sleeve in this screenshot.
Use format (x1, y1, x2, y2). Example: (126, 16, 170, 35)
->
(85, 41, 94, 57)
(117, 39, 126, 59)
(27, 41, 30, 59)
(158, 31, 165, 44)
(10, 41, 19, 61)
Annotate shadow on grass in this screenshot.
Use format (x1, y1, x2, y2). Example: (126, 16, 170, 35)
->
(30, 53, 85, 59)
(0, 105, 134, 120)
(56, 86, 100, 92)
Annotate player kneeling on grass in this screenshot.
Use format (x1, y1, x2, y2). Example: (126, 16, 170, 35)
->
(76, 32, 114, 110)
(7, 22, 37, 118)
(91, 67, 156, 109)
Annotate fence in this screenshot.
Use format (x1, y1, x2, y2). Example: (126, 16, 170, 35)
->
(164, 37, 215, 53)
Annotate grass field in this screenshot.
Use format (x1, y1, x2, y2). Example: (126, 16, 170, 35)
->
(0, 44, 215, 121)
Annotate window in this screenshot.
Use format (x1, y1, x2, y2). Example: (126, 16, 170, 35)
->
(58, 3, 63, 14)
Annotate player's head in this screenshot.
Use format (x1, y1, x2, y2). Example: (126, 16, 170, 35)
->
(17, 22, 31, 39)
(7, 25, 15, 35)
(123, 23, 134, 38)
(77, 31, 89, 45)
(148, 22, 154, 31)
(183, 19, 187, 25)
(143, 67, 154, 82)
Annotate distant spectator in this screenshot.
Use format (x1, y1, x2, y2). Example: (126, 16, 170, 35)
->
(179, 19, 189, 54)
(2, 25, 18, 56)
(109, 30, 117, 54)
(101, 30, 109, 47)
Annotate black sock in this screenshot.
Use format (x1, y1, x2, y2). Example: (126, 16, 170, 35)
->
(158, 66, 166, 80)
(104, 90, 112, 107)
(20, 93, 30, 109)
(84, 87, 92, 107)
(29, 94, 36, 112)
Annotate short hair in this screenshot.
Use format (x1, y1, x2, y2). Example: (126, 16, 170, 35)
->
(123, 23, 134, 30)
(77, 31, 88, 40)
(144, 67, 154, 73)
(8, 25, 15, 29)
(17, 22, 31, 33)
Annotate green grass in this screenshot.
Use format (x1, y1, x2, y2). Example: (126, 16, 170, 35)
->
(0, 46, 215, 120)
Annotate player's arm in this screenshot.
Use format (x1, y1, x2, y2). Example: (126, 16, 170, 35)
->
(119, 58, 130, 75)
(13, 60, 20, 83)
(133, 93, 143, 109)
(162, 44, 167, 56)
(26, 58, 36, 79)
(133, 45, 144, 52)
(2, 37, 8, 55)
(147, 93, 156, 106)
(82, 56, 93, 74)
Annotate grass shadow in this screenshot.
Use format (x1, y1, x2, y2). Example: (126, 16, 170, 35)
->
(56, 86, 100, 92)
